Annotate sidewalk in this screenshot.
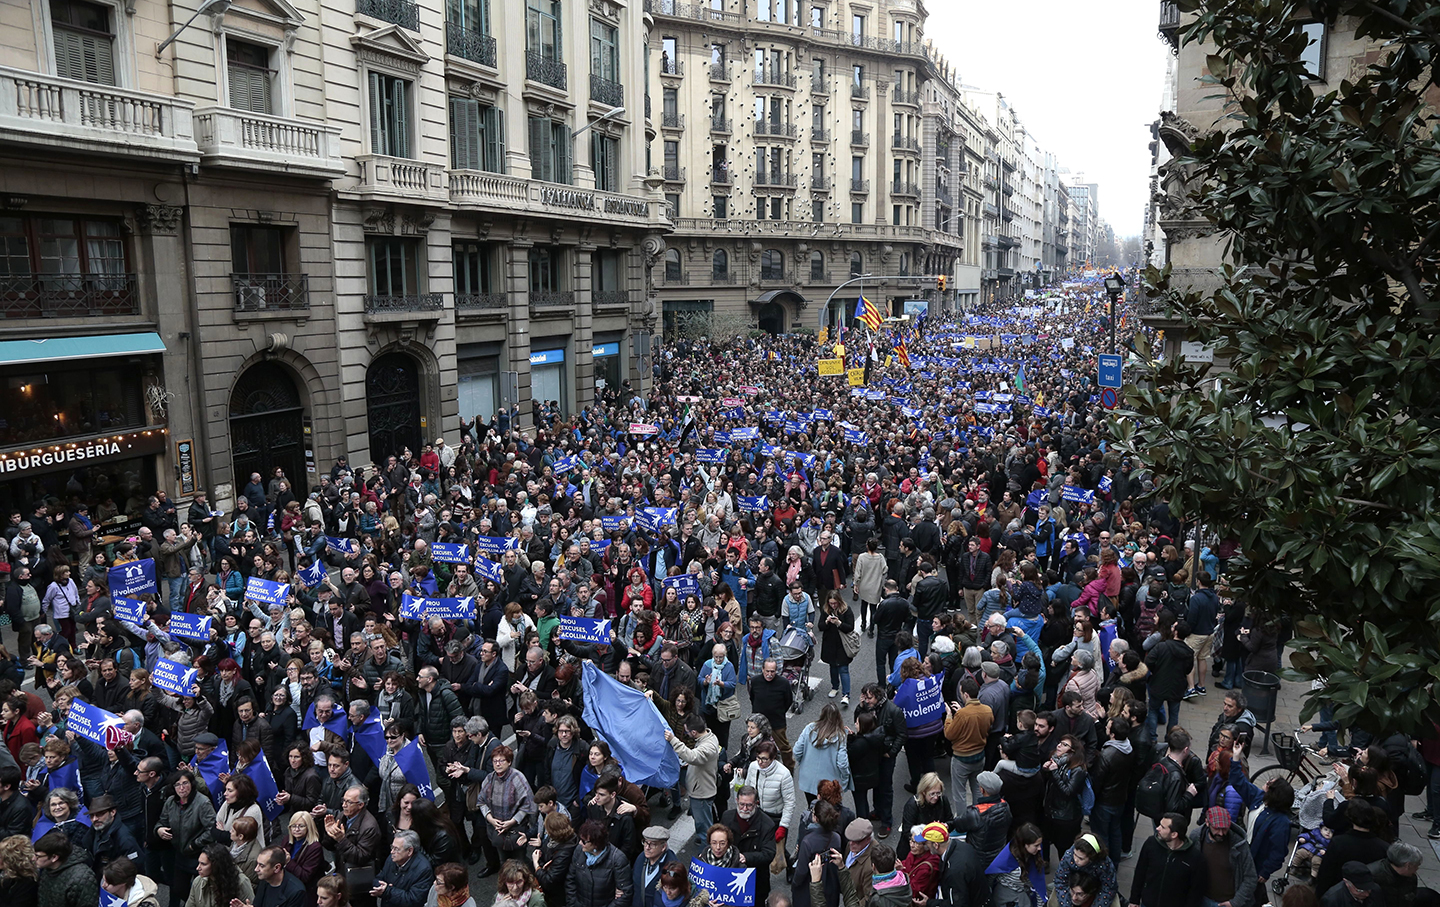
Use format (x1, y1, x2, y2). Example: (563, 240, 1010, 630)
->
(1110, 671, 1440, 901)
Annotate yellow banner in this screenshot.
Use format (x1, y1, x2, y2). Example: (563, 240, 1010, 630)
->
(817, 358, 844, 376)
(847, 368, 866, 386)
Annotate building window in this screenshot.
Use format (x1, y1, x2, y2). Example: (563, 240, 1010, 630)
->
(849, 251, 862, 277)
(454, 241, 495, 294)
(226, 40, 273, 114)
(590, 18, 619, 80)
(664, 249, 682, 281)
(368, 72, 411, 158)
(852, 64, 863, 87)
(768, 197, 784, 220)
(0, 215, 128, 294)
(812, 57, 825, 82)
(367, 237, 422, 296)
(666, 193, 680, 219)
(661, 36, 677, 72)
(528, 116, 572, 183)
(851, 109, 863, 131)
(594, 250, 623, 291)
(51, 0, 115, 85)
(809, 250, 824, 281)
(894, 19, 903, 43)
(851, 202, 863, 224)
(663, 86, 679, 119)
(231, 224, 286, 275)
(892, 204, 901, 225)
(526, 0, 562, 61)
(760, 249, 783, 280)
(591, 133, 619, 191)
(713, 195, 727, 218)
(1299, 21, 1325, 79)
(898, 252, 909, 275)
(449, 97, 506, 172)
(449, 0, 490, 35)
(851, 13, 864, 38)
(528, 246, 563, 292)
(851, 156, 863, 180)
(810, 6, 822, 27)
(712, 248, 728, 278)
(812, 199, 824, 222)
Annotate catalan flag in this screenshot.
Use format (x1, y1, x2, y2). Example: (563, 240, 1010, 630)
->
(895, 339, 911, 369)
(854, 296, 884, 331)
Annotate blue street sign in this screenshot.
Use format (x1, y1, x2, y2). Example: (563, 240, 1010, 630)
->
(1098, 354, 1122, 389)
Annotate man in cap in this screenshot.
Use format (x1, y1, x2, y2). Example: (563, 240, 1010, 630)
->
(88, 794, 142, 870)
(900, 823, 948, 902)
(1187, 805, 1256, 907)
(1321, 861, 1382, 907)
(844, 818, 875, 905)
(633, 826, 676, 907)
(947, 772, 1010, 867)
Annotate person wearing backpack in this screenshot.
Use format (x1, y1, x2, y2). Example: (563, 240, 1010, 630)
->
(1136, 727, 1203, 828)
(4, 565, 42, 664)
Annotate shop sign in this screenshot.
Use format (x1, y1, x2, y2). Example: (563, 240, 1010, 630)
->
(176, 439, 196, 495)
(0, 430, 168, 478)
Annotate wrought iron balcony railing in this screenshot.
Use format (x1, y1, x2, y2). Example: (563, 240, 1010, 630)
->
(0, 272, 139, 319)
(526, 52, 568, 90)
(232, 273, 310, 312)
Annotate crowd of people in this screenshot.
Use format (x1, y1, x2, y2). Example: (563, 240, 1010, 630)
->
(0, 274, 1435, 907)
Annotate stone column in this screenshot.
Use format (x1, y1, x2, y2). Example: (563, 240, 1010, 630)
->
(504, 240, 535, 431)
(136, 203, 199, 498)
(573, 243, 597, 412)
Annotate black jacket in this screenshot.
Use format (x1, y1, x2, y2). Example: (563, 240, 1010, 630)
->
(1128, 834, 1206, 907)
(948, 795, 1011, 865)
(750, 572, 785, 618)
(955, 550, 992, 591)
(567, 842, 632, 907)
(912, 573, 949, 621)
(873, 594, 912, 644)
(910, 520, 941, 555)
(931, 839, 987, 907)
(1092, 741, 1137, 808)
(721, 806, 777, 874)
(855, 697, 906, 760)
(748, 674, 793, 729)
(0, 791, 33, 839)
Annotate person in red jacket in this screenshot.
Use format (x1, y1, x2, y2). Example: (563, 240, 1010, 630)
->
(1, 694, 37, 761)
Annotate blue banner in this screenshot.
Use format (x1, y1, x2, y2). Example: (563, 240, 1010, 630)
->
(430, 542, 469, 564)
(553, 455, 582, 475)
(1025, 489, 1047, 511)
(689, 858, 756, 907)
(557, 616, 613, 645)
(192, 738, 229, 806)
(473, 556, 504, 584)
(811, 409, 833, 421)
(244, 576, 290, 606)
(843, 427, 867, 445)
(1034, 406, 1052, 418)
(730, 426, 760, 440)
(394, 738, 436, 800)
(108, 559, 156, 597)
(599, 515, 630, 533)
(1098, 475, 1113, 493)
(400, 594, 475, 621)
(324, 537, 357, 556)
(662, 573, 700, 599)
(297, 559, 327, 589)
(241, 753, 284, 821)
(783, 419, 804, 435)
(112, 596, 146, 625)
(33, 805, 90, 843)
(473, 535, 521, 557)
(695, 448, 727, 464)
(787, 451, 816, 470)
(758, 443, 781, 458)
(351, 706, 386, 765)
(737, 495, 768, 512)
(1061, 485, 1096, 505)
(302, 701, 350, 736)
(67, 699, 126, 749)
(169, 612, 213, 644)
(635, 508, 676, 534)
(150, 657, 199, 697)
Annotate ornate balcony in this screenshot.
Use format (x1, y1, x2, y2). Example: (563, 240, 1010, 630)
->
(647, 0, 741, 22)
(659, 58, 683, 76)
(710, 116, 732, 134)
(232, 274, 310, 313)
(364, 293, 442, 314)
(754, 121, 797, 139)
(356, 155, 448, 203)
(754, 172, 797, 188)
(663, 165, 686, 182)
(456, 292, 507, 311)
(811, 78, 830, 96)
(0, 273, 139, 319)
(850, 178, 869, 193)
(590, 74, 623, 107)
(356, 0, 419, 30)
(851, 83, 869, 99)
(711, 167, 732, 184)
(755, 71, 797, 89)
(1159, 0, 1180, 50)
(660, 272, 688, 286)
(891, 180, 920, 197)
(709, 63, 730, 82)
(526, 53, 568, 90)
(811, 175, 831, 192)
(530, 290, 576, 307)
(810, 127, 830, 144)
(193, 107, 343, 178)
(850, 130, 869, 147)
(710, 271, 737, 285)
(0, 66, 197, 163)
(892, 134, 920, 153)
(593, 289, 630, 307)
(661, 112, 684, 129)
(759, 270, 787, 283)
(447, 27, 497, 68)
(983, 202, 999, 218)
(891, 88, 921, 106)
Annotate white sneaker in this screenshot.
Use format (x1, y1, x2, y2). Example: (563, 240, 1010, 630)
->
(828, 689, 839, 698)
(841, 695, 850, 707)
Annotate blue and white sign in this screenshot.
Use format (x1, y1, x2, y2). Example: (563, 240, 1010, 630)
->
(730, 426, 760, 440)
(431, 543, 470, 564)
(1098, 475, 1113, 494)
(1061, 485, 1096, 505)
(400, 594, 476, 621)
(473, 535, 521, 557)
(599, 515, 630, 533)
(108, 559, 156, 597)
(241, 753, 284, 821)
(662, 573, 700, 599)
(170, 612, 213, 644)
(112, 596, 146, 626)
(324, 536, 357, 556)
(530, 348, 566, 365)
(67, 699, 126, 749)
(896, 673, 945, 732)
(394, 738, 435, 800)
(297, 559, 327, 589)
(473, 556, 504, 584)
(1098, 353, 1123, 389)
(689, 859, 756, 907)
(553, 455, 583, 475)
(557, 615, 613, 645)
(151, 657, 199, 697)
(737, 495, 768, 512)
(695, 448, 728, 464)
(593, 342, 620, 357)
(244, 576, 290, 606)
(843, 427, 868, 445)
(635, 507, 677, 534)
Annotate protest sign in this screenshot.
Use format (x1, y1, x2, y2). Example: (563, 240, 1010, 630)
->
(557, 616, 613, 645)
(108, 559, 156, 597)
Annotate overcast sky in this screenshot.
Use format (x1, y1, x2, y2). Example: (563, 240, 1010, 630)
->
(926, 0, 1171, 237)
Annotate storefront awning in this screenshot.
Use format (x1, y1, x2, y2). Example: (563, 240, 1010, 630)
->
(752, 289, 808, 306)
(0, 332, 166, 366)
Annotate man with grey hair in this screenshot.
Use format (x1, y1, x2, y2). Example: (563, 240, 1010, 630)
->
(326, 785, 382, 882)
(373, 828, 433, 906)
(1369, 841, 1423, 907)
(978, 662, 1009, 768)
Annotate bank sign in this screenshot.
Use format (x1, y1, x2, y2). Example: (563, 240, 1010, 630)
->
(539, 187, 650, 218)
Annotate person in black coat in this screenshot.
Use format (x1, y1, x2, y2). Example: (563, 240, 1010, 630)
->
(567, 820, 633, 907)
(722, 790, 777, 905)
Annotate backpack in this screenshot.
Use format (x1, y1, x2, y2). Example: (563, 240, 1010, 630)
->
(1135, 598, 1161, 640)
(1384, 734, 1428, 797)
(19, 585, 42, 623)
(1136, 760, 1177, 819)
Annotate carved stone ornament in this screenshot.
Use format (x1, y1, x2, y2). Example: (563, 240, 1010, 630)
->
(401, 210, 436, 234)
(589, 0, 620, 22)
(363, 207, 395, 234)
(641, 234, 667, 269)
(136, 204, 183, 235)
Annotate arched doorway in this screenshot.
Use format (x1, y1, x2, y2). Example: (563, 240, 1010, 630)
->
(757, 302, 786, 335)
(366, 352, 423, 464)
(230, 362, 305, 495)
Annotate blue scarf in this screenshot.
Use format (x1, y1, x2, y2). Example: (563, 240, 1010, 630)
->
(74, 513, 93, 531)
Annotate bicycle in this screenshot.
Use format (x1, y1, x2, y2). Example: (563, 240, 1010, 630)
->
(1250, 728, 1330, 790)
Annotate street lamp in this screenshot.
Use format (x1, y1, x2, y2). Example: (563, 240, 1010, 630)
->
(571, 106, 627, 139)
(157, 0, 232, 57)
(1103, 273, 1125, 353)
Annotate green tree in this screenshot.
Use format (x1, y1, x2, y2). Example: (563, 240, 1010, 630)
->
(1124, 0, 1440, 737)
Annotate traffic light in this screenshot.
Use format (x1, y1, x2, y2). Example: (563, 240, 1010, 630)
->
(937, 275, 948, 292)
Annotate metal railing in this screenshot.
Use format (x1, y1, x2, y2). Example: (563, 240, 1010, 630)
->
(593, 289, 630, 307)
(659, 58, 683, 76)
(851, 83, 869, 99)
(759, 270, 786, 282)
(661, 112, 684, 129)
(811, 78, 830, 95)
(357, 0, 419, 29)
(891, 180, 920, 197)
(456, 292, 507, 311)
(709, 63, 730, 81)
(660, 272, 688, 285)
(850, 178, 869, 192)
(526, 52, 568, 90)
(1002, 181, 1014, 196)
(892, 134, 920, 152)
(810, 127, 830, 143)
(711, 167, 732, 184)
(755, 71, 798, 88)
(850, 130, 869, 146)
(710, 271, 737, 284)
(1159, 0, 1180, 48)
(891, 88, 921, 106)
(754, 121, 797, 138)
(530, 290, 576, 306)
(710, 116, 732, 133)
(755, 172, 797, 187)
(363, 293, 442, 313)
(646, 0, 740, 22)
(0, 273, 139, 319)
(662, 164, 686, 181)
(590, 74, 623, 107)
(232, 273, 309, 312)
(447, 27, 496, 67)
(811, 175, 831, 191)
(983, 202, 999, 218)
(936, 186, 953, 206)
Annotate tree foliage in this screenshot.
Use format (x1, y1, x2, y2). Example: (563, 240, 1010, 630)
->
(1122, 0, 1440, 736)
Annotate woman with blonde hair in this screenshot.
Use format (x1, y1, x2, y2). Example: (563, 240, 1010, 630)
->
(0, 834, 37, 901)
(284, 811, 325, 898)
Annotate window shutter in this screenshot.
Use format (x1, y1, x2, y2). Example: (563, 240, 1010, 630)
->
(554, 123, 571, 184)
(84, 32, 115, 85)
(529, 117, 549, 181)
(450, 97, 479, 169)
(392, 79, 409, 158)
(368, 71, 385, 155)
(54, 29, 82, 81)
(482, 106, 505, 173)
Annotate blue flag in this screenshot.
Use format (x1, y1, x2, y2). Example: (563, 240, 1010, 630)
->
(112, 596, 146, 625)
(1025, 489, 1047, 511)
(297, 559, 327, 589)
(67, 699, 126, 750)
(473, 535, 521, 557)
(169, 612, 213, 644)
(32, 805, 90, 843)
(150, 657, 200, 697)
(244, 576, 290, 606)
(843, 427, 867, 445)
(108, 559, 156, 597)
(399, 594, 475, 621)
(351, 707, 387, 765)
(1061, 485, 1096, 505)
(689, 859, 756, 907)
(635, 508, 676, 534)
(580, 662, 679, 788)
(553, 454, 582, 474)
(599, 515, 630, 533)
(192, 738, 230, 806)
(473, 556, 504, 584)
(1098, 475, 1113, 493)
(557, 616, 612, 645)
(324, 537, 358, 556)
(394, 738, 436, 800)
(241, 752, 284, 821)
(894, 672, 946, 732)
(302, 702, 351, 737)
(730, 426, 760, 440)
(695, 448, 727, 464)
(46, 758, 82, 798)
(430, 543, 470, 564)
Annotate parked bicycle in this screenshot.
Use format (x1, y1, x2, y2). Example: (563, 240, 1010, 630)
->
(1250, 728, 1331, 790)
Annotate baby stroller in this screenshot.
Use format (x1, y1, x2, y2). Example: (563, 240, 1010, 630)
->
(772, 626, 814, 716)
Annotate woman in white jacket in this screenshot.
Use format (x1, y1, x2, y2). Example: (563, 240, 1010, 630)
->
(741, 740, 796, 832)
(496, 601, 537, 670)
